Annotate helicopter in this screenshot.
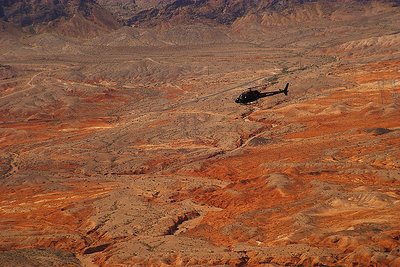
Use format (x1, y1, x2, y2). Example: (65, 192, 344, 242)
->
(235, 83, 289, 104)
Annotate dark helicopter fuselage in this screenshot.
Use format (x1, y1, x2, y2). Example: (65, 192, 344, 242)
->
(235, 89, 262, 104)
(235, 83, 289, 104)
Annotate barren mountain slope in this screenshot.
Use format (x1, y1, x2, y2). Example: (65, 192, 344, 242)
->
(118, 0, 400, 26)
(0, 0, 120, 37)
(95, 0, 175, 22)
(0, 0, 400, 266)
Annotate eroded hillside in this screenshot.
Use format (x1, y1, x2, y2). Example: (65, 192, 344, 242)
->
(0, 0, 399, 266)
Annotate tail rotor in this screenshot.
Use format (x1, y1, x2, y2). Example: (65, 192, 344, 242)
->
(283, 83, 289, 96)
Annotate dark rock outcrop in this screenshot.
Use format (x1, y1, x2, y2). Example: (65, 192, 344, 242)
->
(0, 0, 120, 36)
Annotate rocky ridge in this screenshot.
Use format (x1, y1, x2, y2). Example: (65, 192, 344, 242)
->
(0, 0, 400, 266)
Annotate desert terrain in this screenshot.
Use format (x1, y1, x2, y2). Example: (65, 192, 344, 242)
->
(0, 0, 400, 266)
